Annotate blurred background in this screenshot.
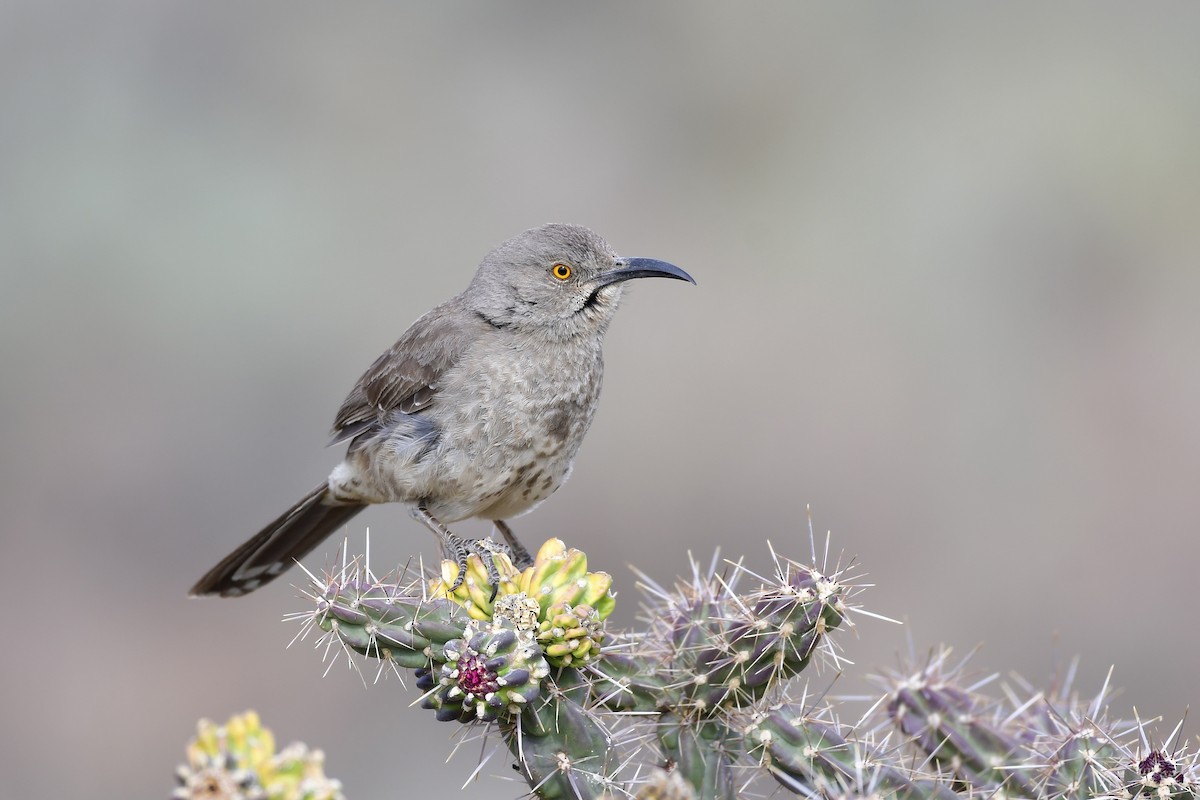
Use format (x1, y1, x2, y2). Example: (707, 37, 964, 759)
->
(3, 2, 1199, 796)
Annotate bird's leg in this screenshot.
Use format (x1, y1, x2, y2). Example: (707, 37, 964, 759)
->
(410, 506, 512, 599)
(492, 520, 533, 569)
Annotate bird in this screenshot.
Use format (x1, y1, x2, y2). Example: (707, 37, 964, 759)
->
(190, 223, 694, 598)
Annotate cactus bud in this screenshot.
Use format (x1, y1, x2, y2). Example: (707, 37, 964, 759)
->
(419, 619, 551, 723)
(174, 712, 343, 800)
(536, 602, 605, 667)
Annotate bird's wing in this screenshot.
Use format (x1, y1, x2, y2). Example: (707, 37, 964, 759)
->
(330, 304, 481, 445)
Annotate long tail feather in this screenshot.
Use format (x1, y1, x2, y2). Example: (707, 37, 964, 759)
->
(190, 484, 366, 597)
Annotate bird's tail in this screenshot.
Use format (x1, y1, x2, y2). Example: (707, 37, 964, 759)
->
(190, 484, 366, 597)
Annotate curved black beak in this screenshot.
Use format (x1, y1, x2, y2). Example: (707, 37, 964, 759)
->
(591, 257, 696, 290)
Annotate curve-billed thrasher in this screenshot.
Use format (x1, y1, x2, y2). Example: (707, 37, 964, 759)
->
(191, 223, 694, 598)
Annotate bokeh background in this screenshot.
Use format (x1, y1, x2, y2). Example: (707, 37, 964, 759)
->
(3, 2, 1200, 797)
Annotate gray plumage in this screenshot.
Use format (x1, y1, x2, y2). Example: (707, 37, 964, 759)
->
(191, 223, 693, 597)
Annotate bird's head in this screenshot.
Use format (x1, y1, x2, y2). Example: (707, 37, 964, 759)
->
(464, 223, 694, 340)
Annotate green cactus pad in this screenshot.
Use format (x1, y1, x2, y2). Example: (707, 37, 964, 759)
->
(314, 579, 469, 670)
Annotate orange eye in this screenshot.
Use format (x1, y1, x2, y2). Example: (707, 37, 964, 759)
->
(551, 263, 572, 281)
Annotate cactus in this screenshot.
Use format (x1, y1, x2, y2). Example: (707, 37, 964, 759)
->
(173, 711, 343, 800)
(261, 534, 1200, 799)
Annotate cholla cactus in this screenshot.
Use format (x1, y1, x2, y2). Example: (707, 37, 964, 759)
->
(291, 537, 862, 799)
(173, 711, 343, 800)
(283, 535, 1197, 800)
(872, 647, 1200, 800)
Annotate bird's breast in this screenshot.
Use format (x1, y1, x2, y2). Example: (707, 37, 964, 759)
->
(419, 340, 606, 520)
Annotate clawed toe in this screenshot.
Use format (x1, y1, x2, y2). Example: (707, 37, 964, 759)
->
(439, 532, 472, 590)
(439, 533, 513, 601)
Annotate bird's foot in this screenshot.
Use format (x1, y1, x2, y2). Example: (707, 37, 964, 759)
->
(493, 520, 534, 569)
(411, 506, 516, 601)
(439, 534, 515, 601)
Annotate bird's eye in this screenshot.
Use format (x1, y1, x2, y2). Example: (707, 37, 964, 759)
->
(551, 263, 572, 281)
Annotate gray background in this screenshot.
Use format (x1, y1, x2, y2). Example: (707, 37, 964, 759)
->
(3, 3, 1199, 797)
